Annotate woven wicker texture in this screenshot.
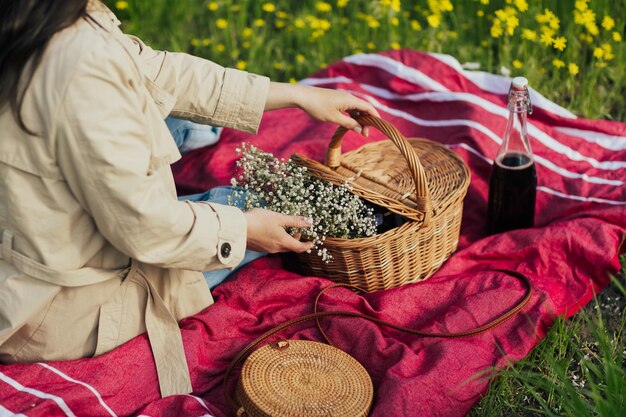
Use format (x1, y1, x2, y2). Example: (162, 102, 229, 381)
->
(292, 115, 470, 291)
(236, 340, 373, 417)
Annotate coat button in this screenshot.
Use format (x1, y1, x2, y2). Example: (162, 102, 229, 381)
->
(220, 242, 232, 258)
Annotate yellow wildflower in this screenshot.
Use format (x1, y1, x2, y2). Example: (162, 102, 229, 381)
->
(289, 78, 298, 84)
(521, 29, 537, 41)
(552, 59, 565, 68)
(368, 18, 381, 29)
(115, 1, 128, 10)
(602, 43, 614, 60)
(480, 0, 489, 4)
(512, 60, 523, 69)
(254, 19, 266, 27)
(568, 63, 579, 75)
(480, 40, 489, 47)
(593, 47, 604, 59)
(315, 2, 332, 12)
(505, 15, 519, 35)
(440, 0, 453, 12)
(536, 9, 552, 24)
(262, 3, 276, 13)
(601, 16, 615, 31)
(296, 54, 305, 63)
(201, 38, 210, 46)
(495, 9, 508, 21)
(242, 41, 250, 48)
(242, 27, 253, 37)
(427, 14, 441, 28)
(310, 18, 331, 30)
(613, 32, 622, 42)
(216, 43, 225, 52)
(236, 60, 247, 70)
(310, 30, 324, 39)
(549, 16, 560, 30)
(390, 42, 401, 50)
(574, 8, 594, 26)
(540, 25, 555, 37)
(575, 0, 588, 12)
(490, 20, 503, 38)
(540, 32, 554, 47)
(596, 61, 608, 68)
(275, 21, 286, 29)
(579, 33, 593, 44)
(586, 22, 599, 36)
(391, 17, 400, 26)
(514, 0, 528, 12)
(337, 0, 349, 8)
(276, 11, 288, 19)
(273, 62, 285, 70)
(381, 0, 401, 12)
(367, 41, 376, 49)
(552, 36, 567, 51)
(216, 19, 228, 29)
(353, 49, 363, 54)
(477, 10, 484, 17)
(294, 18, 306, 28)
(190, 38, 200, 47)
(207, 2, 218, 11)
(410, 20, 422, 31)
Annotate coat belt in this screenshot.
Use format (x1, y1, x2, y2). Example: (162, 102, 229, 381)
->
(0, 229, 192, 397)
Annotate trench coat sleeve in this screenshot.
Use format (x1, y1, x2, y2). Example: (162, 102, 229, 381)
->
(124, 35, 270, 133)
(54, 44, 247, 271)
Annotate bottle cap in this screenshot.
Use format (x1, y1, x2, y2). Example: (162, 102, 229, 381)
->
(512, 76, 529, 90)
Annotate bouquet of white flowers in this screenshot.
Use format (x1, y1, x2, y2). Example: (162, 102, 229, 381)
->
(229, 144, 377, 262)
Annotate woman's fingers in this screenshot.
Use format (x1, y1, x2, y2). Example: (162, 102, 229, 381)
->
(280, 234, 314, 253)
(281, 214, 314, 229)
(245, 209, 315, 254)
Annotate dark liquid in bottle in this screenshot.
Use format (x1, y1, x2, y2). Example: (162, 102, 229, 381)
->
(487, 152, 537, 234)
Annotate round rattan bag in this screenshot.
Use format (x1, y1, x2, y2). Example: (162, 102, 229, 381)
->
(235, 340, 373, 417)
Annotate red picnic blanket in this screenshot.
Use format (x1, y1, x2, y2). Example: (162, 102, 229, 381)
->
(0, 50, 624, 417)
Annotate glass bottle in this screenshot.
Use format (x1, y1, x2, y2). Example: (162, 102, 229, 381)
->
(487, 76, 537, 234)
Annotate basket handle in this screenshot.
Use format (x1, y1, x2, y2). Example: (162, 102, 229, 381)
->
(326, 113, 432, 225)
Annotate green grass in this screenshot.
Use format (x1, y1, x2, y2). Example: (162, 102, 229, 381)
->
(469, 258, 626, 417)
(104, 1, 626, 415)
(107, 0, 625, 121)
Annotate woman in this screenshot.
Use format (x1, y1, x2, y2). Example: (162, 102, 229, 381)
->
(0, 0, 379, 397)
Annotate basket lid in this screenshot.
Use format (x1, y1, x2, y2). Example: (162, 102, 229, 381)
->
(236, 340, 373, 417)
(292, 115, 470, 225)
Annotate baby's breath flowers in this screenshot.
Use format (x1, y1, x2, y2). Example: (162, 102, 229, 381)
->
(228, 144, 377, 262)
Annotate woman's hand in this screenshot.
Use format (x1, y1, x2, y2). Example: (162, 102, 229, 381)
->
(244, 208, 315, 253)
(264, 82, 380, 136)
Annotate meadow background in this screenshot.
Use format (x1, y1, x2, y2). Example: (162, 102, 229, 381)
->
(107, 0, 625, 121)
(104, 0, 625, 415)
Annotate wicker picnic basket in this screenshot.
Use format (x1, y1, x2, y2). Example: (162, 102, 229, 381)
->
(291, 114, 470, 292)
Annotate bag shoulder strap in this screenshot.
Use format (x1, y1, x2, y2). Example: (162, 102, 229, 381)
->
(224, 269, 533, 416)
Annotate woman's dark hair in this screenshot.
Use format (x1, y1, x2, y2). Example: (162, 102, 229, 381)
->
(0, 0, 89, 133)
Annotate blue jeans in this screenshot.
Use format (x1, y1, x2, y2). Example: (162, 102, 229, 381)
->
(168, 117, 264, 289)
(166, 117, 222, 154)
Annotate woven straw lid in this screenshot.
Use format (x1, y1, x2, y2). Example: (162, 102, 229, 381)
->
(292, 114, 470, 226)
(236, 340, 373, 417)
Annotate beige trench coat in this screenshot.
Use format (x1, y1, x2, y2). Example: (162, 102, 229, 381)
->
(0, 1, 269, 397)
